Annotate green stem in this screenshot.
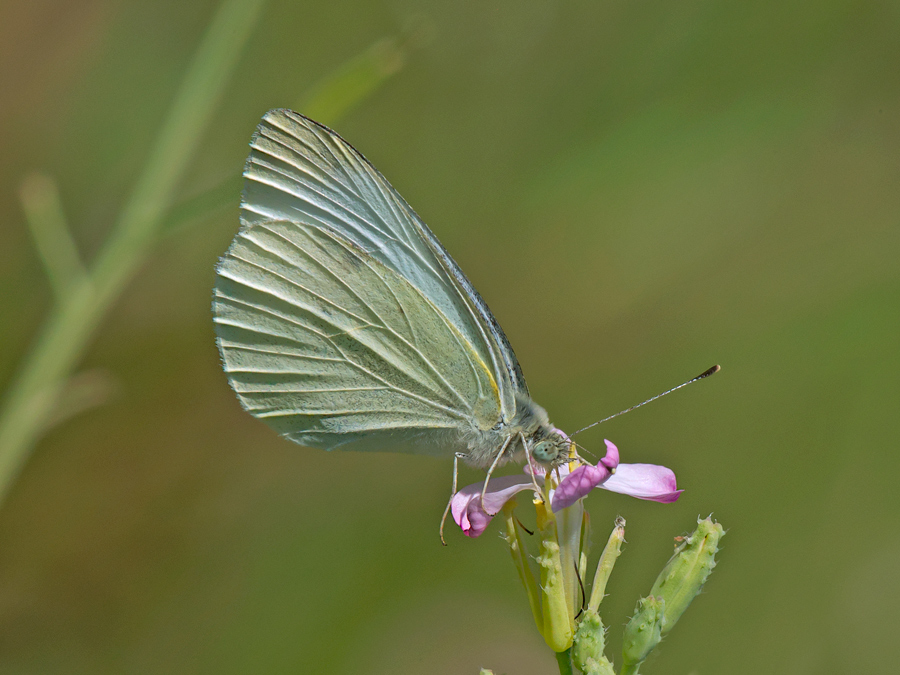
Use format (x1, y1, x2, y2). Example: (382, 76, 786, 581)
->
(556, 495, 583, 620)
(19, 173, 87, 301)
(0, 0, 265, 505)
(502, 504, 543, 633)
(160, 31, 416, 239)
(555, 648, 575, 675)
(620, 664, 640, 675)
(298, 37, 404, 123)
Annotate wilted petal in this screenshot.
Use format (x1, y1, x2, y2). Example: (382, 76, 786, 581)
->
(600, 463, 682, 503)
(551, 463, 611, 511)
(451, 475, 536, 537)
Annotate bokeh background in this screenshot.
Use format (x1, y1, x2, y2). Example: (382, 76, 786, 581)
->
(1, 1, 898, 673)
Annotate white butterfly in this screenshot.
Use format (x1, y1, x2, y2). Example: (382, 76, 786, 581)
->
(213, 109, 571, 484)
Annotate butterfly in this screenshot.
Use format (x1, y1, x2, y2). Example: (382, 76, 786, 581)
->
(213, 109, 571, 483)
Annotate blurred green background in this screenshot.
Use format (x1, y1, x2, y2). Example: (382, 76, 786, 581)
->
(1, 1, 898, 673)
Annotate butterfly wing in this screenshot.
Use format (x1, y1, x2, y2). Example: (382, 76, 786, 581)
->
(240, 109, 529, 423)
(213, 219, 503, 453)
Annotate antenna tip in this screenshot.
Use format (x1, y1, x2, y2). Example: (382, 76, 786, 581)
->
(698, 364, 721, 379)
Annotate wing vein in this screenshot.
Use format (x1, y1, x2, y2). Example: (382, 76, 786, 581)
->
(219, 291, 468, 421)
(256, 115, 446, 279)
(246, 224, 473, 412)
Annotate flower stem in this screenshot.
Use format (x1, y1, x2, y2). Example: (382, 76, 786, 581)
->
(555, 648, 575, 675)
(0, 0, 265, 505)
(502, 503, 543, 633)
(556, 495, 583, 619)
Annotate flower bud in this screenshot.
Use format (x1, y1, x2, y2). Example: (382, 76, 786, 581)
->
(622, 595, 664, 669)
(588, 516, 625, 612)
(649, 516, 724, 634)
(573, 609, 615, 675)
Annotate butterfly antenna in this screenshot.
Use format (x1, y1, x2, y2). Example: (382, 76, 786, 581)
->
(571, 441, 597, 461)
(570, 365, 720, 437)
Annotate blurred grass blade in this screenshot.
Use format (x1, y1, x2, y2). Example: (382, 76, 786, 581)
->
(92, 0, 266, 282)
(298, 37, 404, 125)
(43, 369, 119, 433)
(299, 15, 435, 124)
(0, 0, 266, 506)
(160, 174, 243, 238)
(19, 172, 87, 301)
(161, 30, 419, 238)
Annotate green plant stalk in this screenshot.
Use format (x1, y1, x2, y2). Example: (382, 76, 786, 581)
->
(0, 0, 266, 504)
(298, 37, 405, 123)
(578, 510, 591, 585)
(502, 502, 543, 633)
(556, 494, 583, 619)
(19, 173, 87, 300)
(555, 647, 575, 675)
(159, 32, 414, 239)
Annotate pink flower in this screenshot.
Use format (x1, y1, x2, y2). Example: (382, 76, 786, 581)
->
(450, 440, 682, 537)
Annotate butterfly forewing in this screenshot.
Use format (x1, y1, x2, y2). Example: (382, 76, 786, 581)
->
(213, 219, 503, 454)
(240, 110, 528, 420)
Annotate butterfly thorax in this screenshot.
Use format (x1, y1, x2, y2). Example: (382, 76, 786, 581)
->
(460, 394, 570, 470)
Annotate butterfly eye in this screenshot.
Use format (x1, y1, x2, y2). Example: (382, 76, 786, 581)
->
(531, 441, 560, 464)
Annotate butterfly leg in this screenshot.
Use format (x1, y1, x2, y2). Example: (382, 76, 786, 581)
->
(480, 434, 514, 516)
(439, 453, 465, 546)
(521, 432, 544, 498)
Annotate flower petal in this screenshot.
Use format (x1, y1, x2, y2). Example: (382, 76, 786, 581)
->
(549, 439, 622, 511)
(599, 463, 682, 503)
(551, 463, 611, 511)
(451, 475, 536, 537)
(600, 439, 619, 469)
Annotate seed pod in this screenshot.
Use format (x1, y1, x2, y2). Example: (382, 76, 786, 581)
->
(573, 609, 615, 675)
(650, 516, 724, 633)
(622, 595, 664, 669)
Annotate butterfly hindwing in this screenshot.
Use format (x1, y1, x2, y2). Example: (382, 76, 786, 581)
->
(213, 219, 503, 454)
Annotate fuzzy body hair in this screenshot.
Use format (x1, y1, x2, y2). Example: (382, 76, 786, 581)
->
(457, 394, 565, 470)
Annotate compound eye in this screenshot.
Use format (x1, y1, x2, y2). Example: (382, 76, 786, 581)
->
(531, 442, 558, 464)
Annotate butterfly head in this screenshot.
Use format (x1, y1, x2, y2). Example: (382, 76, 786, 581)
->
(530, 427, 572, 465)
